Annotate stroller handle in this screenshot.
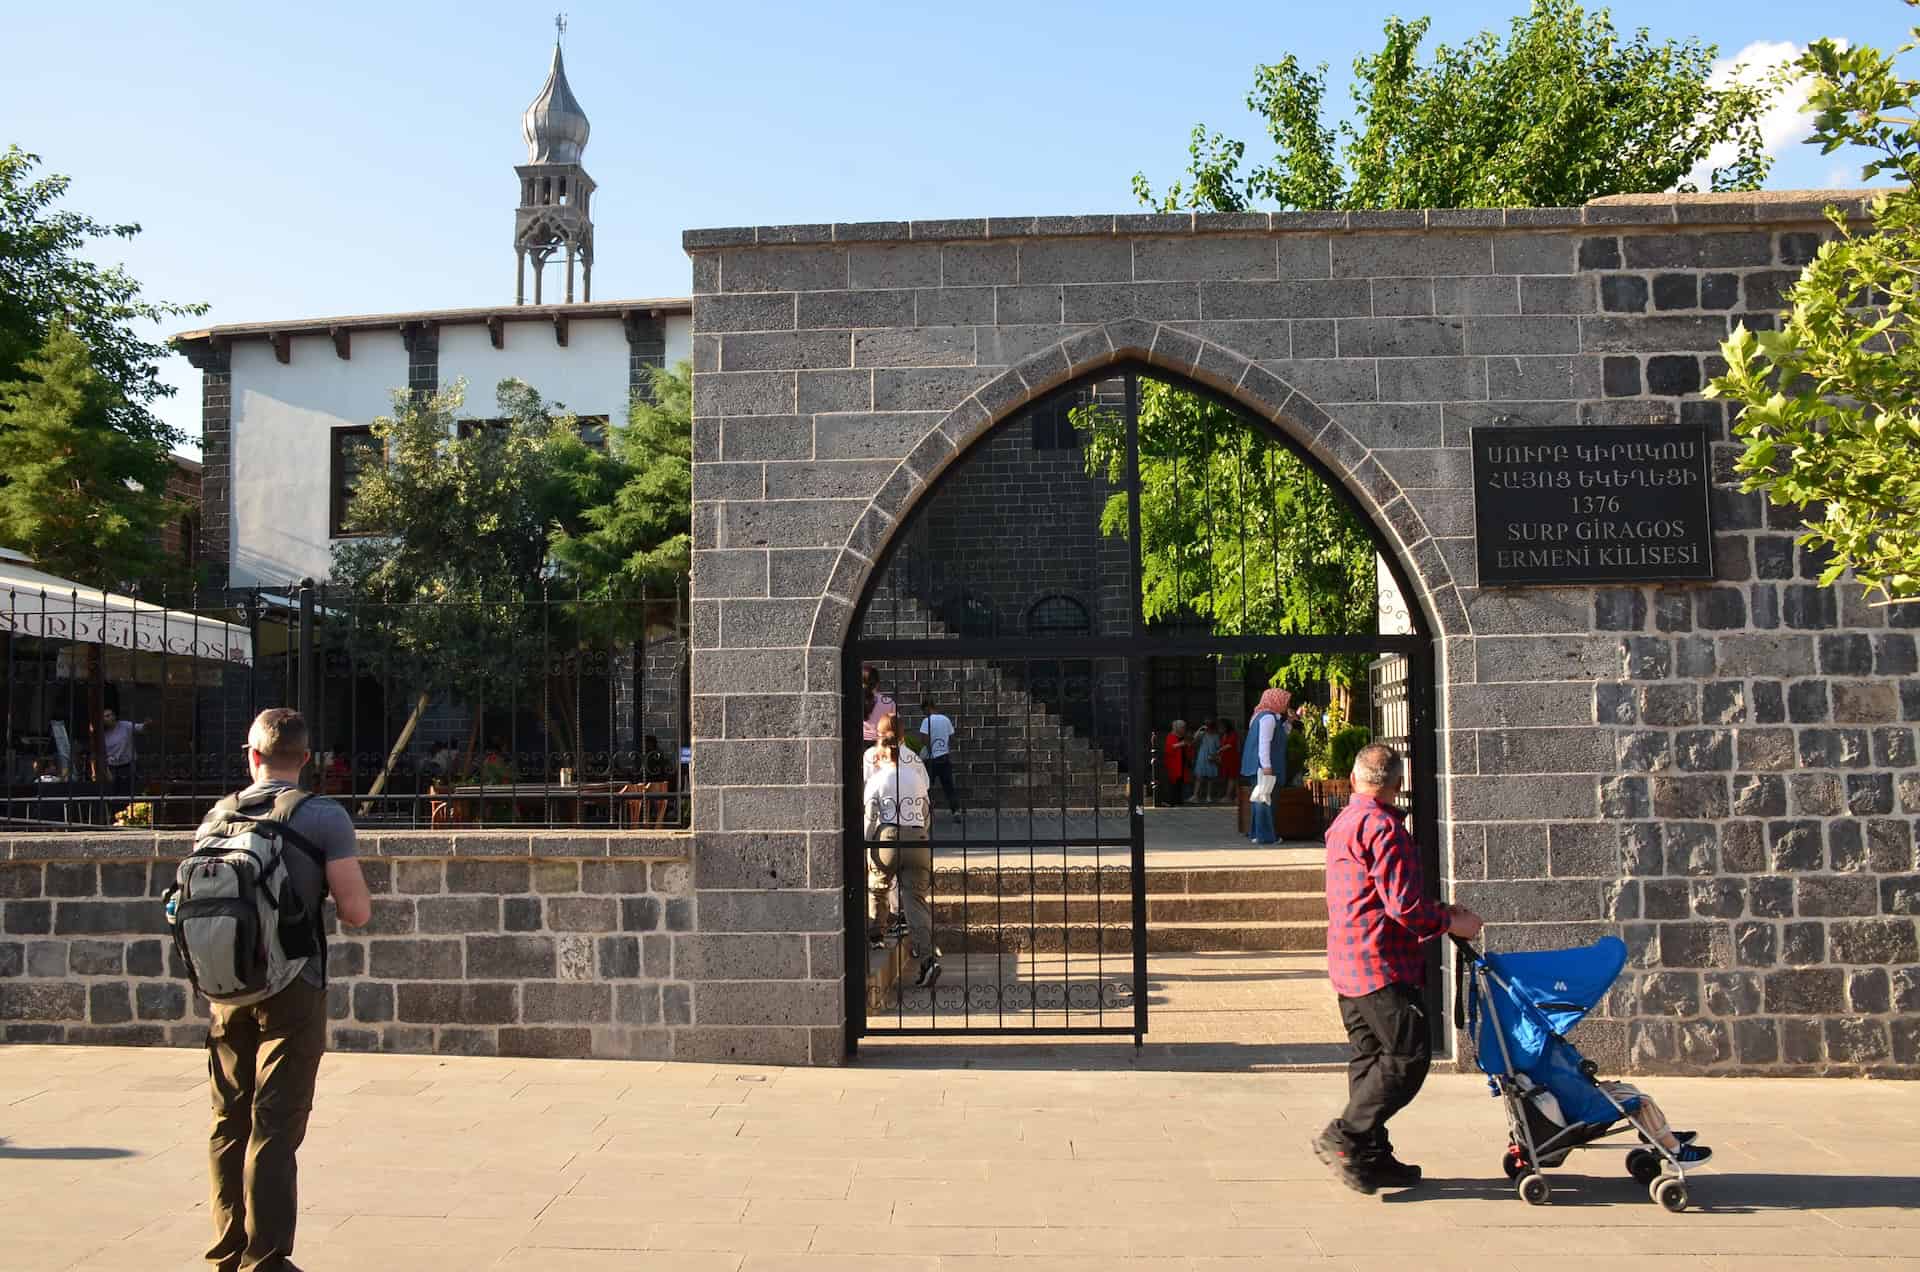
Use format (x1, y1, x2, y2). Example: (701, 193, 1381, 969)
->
(1450, 935, 1481, 961)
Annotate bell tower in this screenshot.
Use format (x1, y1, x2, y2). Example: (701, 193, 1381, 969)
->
(515, 14, 595, 305)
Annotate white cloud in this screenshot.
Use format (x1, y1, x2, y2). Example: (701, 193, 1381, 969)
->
(1679, 40, 1815, 191)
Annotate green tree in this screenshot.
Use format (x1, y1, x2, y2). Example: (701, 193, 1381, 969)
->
(550, 361, 694, 595)
(332, 378, 596, 797)
(0, 325, 178, 585)
(1135, 0, 1780, 212)
(1076, 381, 1379, 692)
(1708, 26, 1920, 606)
(1, 146, 204, 450)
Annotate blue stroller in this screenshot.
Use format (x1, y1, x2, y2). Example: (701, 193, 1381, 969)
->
(1455, 935, 1697, 1211)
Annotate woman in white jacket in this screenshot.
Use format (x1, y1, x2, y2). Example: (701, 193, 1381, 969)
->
(863, 713, 940, 988)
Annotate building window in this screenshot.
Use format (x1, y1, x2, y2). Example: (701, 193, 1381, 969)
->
(330, 427, 384, 538)
(1027, 594, 1090, 636)
(456, 415, 608, 448)
(1029, 396, 1081, 450)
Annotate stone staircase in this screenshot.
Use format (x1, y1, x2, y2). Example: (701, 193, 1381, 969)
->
(929, 862, 1329, 955)
(863, 588, 1128, 806)
(867, 862, 1328, 1013)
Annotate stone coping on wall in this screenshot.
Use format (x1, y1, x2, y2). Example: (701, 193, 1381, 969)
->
(681, 189, 1880, 248)
(5, 830, 691, 863)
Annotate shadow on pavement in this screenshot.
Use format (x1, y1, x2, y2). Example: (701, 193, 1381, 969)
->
(0, 1137, 134, 1161)
(855, 1039, 1351, 1071)
(1384, 1172, 1920, 1211)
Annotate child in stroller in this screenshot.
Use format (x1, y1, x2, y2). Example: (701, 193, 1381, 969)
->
(1457, 934, 1713, 1211)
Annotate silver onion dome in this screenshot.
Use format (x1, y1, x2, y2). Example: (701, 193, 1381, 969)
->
(521, 42, 590, 164)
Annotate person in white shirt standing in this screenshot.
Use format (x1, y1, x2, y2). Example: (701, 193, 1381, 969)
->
(863, 714, 940, 988)
(917, 699, 964, 823)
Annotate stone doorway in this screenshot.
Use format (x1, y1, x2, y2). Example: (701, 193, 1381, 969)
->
(843, 364, 1436, 1059)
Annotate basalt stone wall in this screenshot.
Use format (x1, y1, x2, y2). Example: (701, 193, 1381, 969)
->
(686, 190, 1917, 1076)
(0, 831, 720, 1060)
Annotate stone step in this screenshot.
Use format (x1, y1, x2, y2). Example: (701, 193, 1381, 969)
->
(933, 893, 1327, 925)
(935, 920, 1327, 954)
(930, 866, 1327, 895)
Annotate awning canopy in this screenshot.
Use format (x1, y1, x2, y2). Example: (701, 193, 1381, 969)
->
(0, 555, 252, 665)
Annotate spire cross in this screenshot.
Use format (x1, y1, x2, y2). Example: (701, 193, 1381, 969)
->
(555, 12, 567, 43)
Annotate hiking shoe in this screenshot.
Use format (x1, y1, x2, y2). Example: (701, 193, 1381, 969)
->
(1674, 1144, 1712, 1165)
(1363, 1154, 1423, 1188)
(1311, 1126, 1377, 1196)
(914, 956, 942, 988)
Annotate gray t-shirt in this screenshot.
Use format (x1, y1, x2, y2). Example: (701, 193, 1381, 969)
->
(229, 780, 358, 987)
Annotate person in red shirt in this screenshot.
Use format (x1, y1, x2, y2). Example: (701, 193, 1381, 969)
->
(1160, 720, 1189, 806)
(1215, 721, 1240, 801)
(1312, 742, 1482, 1195)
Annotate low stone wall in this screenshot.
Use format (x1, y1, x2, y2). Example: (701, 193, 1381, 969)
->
(0, 831, 714, 1060)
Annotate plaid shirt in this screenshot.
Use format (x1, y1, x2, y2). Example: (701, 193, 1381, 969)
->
(1324, 793, 1448, 997)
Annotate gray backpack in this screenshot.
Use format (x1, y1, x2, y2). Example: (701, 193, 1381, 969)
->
(165, 789, 326, 1005)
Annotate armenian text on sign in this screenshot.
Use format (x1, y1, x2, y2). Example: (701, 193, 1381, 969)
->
(1470, 425, 1715, 586)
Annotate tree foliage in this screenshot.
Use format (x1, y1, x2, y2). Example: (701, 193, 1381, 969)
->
(1708, 24, 1920, 605)
(0, 325, 178, 585)
(330, 379, 588, 710)
(1134, 0, 1780, 212)
(550, 361, 694, 596)
(332, 368, 695, 787)
(1, 146, 204, 450)
(1077, 381, 1378, 690)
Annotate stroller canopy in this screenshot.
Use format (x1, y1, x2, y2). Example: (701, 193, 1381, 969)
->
(1473, 936, 1628, 1079)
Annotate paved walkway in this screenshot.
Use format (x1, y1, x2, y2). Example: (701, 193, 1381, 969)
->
(4, 1044, 1917, 1270)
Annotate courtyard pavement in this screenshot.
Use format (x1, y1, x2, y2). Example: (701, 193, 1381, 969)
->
(3, 1042, 1917, 1270)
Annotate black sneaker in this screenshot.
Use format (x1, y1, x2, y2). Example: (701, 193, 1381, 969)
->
(1638, 1129, 1698, 1146)
(914, 956, 942, 988)
(1311, 1126, 1376, 1196)
(1363, 1154, 1423, 1188)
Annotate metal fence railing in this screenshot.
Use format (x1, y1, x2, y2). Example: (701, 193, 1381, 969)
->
(2, 580, 689, 831)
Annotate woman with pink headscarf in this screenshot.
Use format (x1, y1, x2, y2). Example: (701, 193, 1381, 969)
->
(1242, 686, 1292, 845)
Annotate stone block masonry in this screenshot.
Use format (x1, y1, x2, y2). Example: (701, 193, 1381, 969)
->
(687, 190, 1916, 1077)
(0, 831, 841, 1063)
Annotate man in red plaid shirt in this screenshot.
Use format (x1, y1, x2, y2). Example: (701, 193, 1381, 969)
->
(1312, 743, 1481, 1194)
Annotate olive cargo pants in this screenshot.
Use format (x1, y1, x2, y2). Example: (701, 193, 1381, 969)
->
(206, 977, 328, 1271)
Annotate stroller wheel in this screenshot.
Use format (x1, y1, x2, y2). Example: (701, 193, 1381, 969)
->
(1625, 1148, 1662, 1184)
(1652, 1176, 1688, 1212)
(1517, 1172, 1551, 1205)
(1501, 1146, 1528, 1180)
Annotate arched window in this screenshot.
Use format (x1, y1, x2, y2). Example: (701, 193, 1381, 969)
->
(1026, 594, 1090, 636)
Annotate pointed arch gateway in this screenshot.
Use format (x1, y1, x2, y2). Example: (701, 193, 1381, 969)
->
(840, 323, 1445, 1053)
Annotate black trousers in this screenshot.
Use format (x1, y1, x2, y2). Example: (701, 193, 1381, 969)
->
(925, 754, 961, 813)
(1335, 981, 1432, 1162)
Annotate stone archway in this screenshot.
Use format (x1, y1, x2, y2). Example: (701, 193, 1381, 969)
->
(803, 319, 1463, 654)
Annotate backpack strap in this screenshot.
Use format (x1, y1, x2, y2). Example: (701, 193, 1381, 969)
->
(220, 788, 327, 867)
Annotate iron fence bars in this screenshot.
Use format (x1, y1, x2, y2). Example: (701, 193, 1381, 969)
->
(1, 579, 689, 831)
(850, 654, 1138, 1039)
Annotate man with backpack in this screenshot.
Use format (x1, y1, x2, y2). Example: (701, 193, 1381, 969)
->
(169, 708, 370, 1271)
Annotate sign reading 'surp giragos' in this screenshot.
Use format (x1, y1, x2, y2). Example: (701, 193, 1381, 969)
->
(1471, 425, 1715, 586)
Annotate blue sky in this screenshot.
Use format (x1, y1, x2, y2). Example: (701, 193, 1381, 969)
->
(3, 1, 1909, 451)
